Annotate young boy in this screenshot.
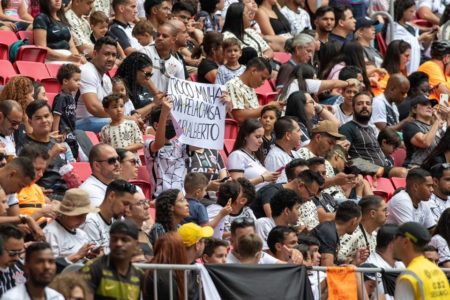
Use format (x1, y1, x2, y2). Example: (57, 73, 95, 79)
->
(333, 70, 362, 125)
(183, 173, 209, 226)
(215, 38, 245, 85)
(132, 20, 154, 50)
(202, 238, 229, 264)
(377, 127, 401, 168)
(100, 94, 144, 153)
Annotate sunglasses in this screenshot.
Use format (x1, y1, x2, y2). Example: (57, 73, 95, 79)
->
(232, 217, 255, 225)
(124, 158, 139, 166)
(97, 156, 120, 165)
(140, 70, 153, 79)
(431, 163, 450, 171)
(7, 249, 25, 257)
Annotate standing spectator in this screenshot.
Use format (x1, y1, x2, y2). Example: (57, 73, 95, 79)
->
(429, 208, 450, 267)
(314, 5, 335, 43)
(196, 0, 224, 33)
(329, 5, 356, 44)
(427, 164, 450, 224)
(80, 144, 121, 207)
(387, 168, 436, 229)
(76, 37, 118, 133)
(215, 38, 245, 85)
(393, 222, 450, 299)
(65, 0, 94, 56)
(81, 220, 144, 300)
(280, 0, 311, 35)
(109, 0, 140, 56)
(0, 242, 64, 300)
(311, 201, 362, 266)
(354, 17, 383, 67)
(333, 73, 362, 125)
(144, 0, 172, 29)
(196, 32, 224, 84)
(264, 116, 302, 183)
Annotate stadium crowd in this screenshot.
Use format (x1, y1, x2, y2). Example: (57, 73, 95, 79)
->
(0, 0, 449, 299)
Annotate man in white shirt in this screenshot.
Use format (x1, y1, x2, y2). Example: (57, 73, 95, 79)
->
(76, 37, 117, 133)
(387, 168, 436, 230)
(280, 0, 311, 35)
(82, 179, 137, 254)
(0, 100, 23, 157)
(371, 74, 410, 132)
(1, 242, 64, 300)
(265, 116, 302, 183)
(80, 144, 121, 207)
(428, 163, 450, 223)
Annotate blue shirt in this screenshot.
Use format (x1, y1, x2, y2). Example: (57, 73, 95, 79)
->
(184, 198, 209, 225)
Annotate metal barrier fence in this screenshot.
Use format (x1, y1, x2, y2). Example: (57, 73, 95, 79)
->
(134, 264, 450, 300)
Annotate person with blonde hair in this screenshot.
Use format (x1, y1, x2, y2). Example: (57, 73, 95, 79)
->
(49, 272, 92, 300)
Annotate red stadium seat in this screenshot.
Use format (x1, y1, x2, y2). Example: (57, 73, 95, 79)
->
(130, 180, 152, 199)
(0, 60, 17, 84)
(273, 52, 291, 64)
(46, 93, 57, 107)
(224, 139, 235, 156)
(41, 78, 61, 93)
(0, 31, 18, 47)
(14, 61, 51, 80)
(255, 80, 279, 105)
(366, 175, 396, 201)
(189, 73, 198, 82)
(46, 63, 62, 78)
(219, 149, 228, 167)
(85, 131, 100, 145)
(0, 43, 9, 60)
(72, 162, 92, 183)
(391, 148, 406, 167)
(137, 165, 150, 182)
(108, 67, 118, 77)
(17, 31, 34, 44)
(391, 177, 406, 189)
(375, 33, 387, 56)
(412, 19, 433, 27)
(15, 45, 47, 62)
(225, 118, 239, 139)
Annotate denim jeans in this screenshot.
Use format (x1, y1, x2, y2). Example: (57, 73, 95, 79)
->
(76, 117, 110, 133)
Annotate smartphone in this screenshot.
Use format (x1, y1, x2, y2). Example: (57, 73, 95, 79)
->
(276, 166, 286, 173)
(220, 176, 231, 182)
(440, 93, 448, 107)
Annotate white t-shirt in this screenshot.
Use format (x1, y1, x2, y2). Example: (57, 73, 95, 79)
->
(333, 103, 353, 126)
(1, 284, 64, 300)
(226, 250, 279, 264)
(207, 203, 228, 239)
(79, 175, 107, 207)
(386, 190, 436, 229)
(81, 212, 112, 254)
(285, 79, 321, 99)
(279, 6, 311, 35)
(227, 149, 269, 191)
(255, 217, 276, 250)
(427, 193, 450, 224)
(264, 145, 300, 183)
(418, 0, 450, 15)
(43, 220, 90, 259)
(370, 93, 399, 130)
(429, 234, 450, 265)
(0, 135, 16, 156)
(139, 44, 185, 92)
(77, 62, 112, 119)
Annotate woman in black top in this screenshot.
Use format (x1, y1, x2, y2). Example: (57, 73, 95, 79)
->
(33, 0, 84, 63)
(193, 32, 224, 83)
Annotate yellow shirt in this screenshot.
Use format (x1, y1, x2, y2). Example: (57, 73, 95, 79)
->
(17, 184, 46, 216)
(418, 60, 450, 101)
(396, 255, 450, 300)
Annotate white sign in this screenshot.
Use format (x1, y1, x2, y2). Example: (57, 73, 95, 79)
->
(168, 77, 226, 150)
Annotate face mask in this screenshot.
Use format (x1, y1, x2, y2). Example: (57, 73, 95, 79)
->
(165, 122, 177, 140)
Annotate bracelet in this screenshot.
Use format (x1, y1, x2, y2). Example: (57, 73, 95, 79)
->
(261, 175, 265, 182)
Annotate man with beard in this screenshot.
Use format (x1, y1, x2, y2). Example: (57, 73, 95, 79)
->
(82, 180, 137, 254)
(339, 92, 407, 178)
(80, 144, 121, 207)
(428, 163, 450, 224)
(1, 242, 64, 300)
(314, 6, 335, 43)
(81, 220, 143, 300)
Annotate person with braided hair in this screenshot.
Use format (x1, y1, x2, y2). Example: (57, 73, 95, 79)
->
(148, 189, 189, 247)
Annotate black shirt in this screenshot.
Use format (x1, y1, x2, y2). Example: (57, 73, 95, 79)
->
(109, 19, 133, 50)
(311, 221, 340, 262)
(262, 134, 275, 159)
(197, 58, 218, 83)
(186, 149, 225, 181)
(397, 96, 414, 121)
(52, 90, 76, 132)
(33, 13, 71, 50)
(251, 183, 284, 218)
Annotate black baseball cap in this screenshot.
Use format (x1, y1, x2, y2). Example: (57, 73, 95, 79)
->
(396, 222, 431, 247)
(410, 94, 438, 109)
(355, 17, 379, 31)
(110, 219, 139, 240)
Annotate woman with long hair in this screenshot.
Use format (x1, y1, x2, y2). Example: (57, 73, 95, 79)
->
(144, 232, 189, 299)
(422, 129, 450, 170)
(148, 189, 189, 246)
(222, 2, 274, 59)
(430, 207, 450, 267)
(228, 119, 279, 190)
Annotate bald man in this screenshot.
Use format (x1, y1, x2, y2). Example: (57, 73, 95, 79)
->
(167, 18, 189, 79)
(371, 74, 411, 131)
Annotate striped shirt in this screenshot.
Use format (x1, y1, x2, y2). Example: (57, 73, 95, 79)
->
(0, 262, 25, 297)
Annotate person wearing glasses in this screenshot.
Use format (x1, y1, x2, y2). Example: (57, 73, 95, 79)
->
(0, 100, 23, 158)
(117, 148, 140, 181)
(427, 164, 450, 224)
(80, 144, 121, 207)
(82, 180, 137, 255)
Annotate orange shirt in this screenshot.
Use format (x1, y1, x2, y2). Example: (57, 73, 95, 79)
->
(418, 60, 450, 101)
(17, 184, 45, 217)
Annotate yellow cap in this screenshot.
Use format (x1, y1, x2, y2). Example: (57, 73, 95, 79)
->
(178, 223, 214, 247)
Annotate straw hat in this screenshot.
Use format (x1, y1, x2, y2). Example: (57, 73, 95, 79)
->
(54, 188, 99, 216)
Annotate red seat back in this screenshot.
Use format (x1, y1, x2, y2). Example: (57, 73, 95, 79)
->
(72, 162, 92, 183)
(391, 177, 406, 189)
(225, 118, 239, 139)
(46, 92, 57, 107)
(0, 43, 9, 60)
(391, 148, 406, 167)
(224, 139, 235, 156)
(137, 165, 150, 182)
(17, 31, 34, 44)
(46, 63, 62, 78)
(0, 31, 18, 47)
(16, 46, 47, 63)
(130, 180, 152, 199)
(375, 33, 387, 56)
(41, 78, 61, 93)
(273, 52, 291, 64)
(0, 60, 17, 85)
(14, 61, 50, 80)
(85, 131, 100, 145)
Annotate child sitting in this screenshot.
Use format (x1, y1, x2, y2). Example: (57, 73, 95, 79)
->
(260, 105, 280, 158)
(377, 127, 402, 168)
(52, 63, 81, 158)
(183, 173, 210, 226)
(215, 38, 245, 85)
(100, 93, 144, 154)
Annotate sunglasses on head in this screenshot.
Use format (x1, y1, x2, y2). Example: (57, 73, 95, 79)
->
(97, 156, 120, 165)
(232, 217, 255, 226)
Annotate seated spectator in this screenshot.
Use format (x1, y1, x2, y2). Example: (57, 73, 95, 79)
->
(144, 0, 172, 29)
(260, 105, 279, 157)
(81, 220, 144, 300)
(235, 233, 264, 264)
(0, 0, 32, 31)
(256, 189, 302, 250)
(183, 173, 209, 226)
(76, 37, 118, 133)
(267, 226, 304, 264)
(387, 168, 436, 229)
(370, 74, 410, 132)
(0, 224, 26, 297)
(264, 116, 302, 183)
(109, 0, 140, 56)
(328, 5, 355, 45)
(44, 188, 100, 263)
(195, 32, 224, 84)
(307, 157, 338, 217)
(228, 119, 280, 190)
(222, 3, 274, 59)
(80, 144, 121, 207)
(215, 38, 246, 85)
(280, 0, 311, 35)
(354, 17, 383, 67)
(402, 95, 445, 168)
(418, 41, 450, 101)
(65, 0, 94, 56)
(314, 5, 335, 43)
(82, 180, 137, 254)
(132, 19, 154, 52)
(417, 0, 449, 25)
(226, 57, 282, 123)
(32, 82, 49, 102)
(202, 238, 228, 264)
(117, 148, 140, 182)
(427, 164, 450, 224)
(149, 189, 189, 246)
(1, 242, 64, 300)
(196, 0, 223, 33)
(429, 208, 450, 267)
(339, 92, 407, 178)
(338, 195, 387, 265)
(49, 272, 92, 300)
(100, 93, 144, 156)
(311, 201, 362, 266)
(33, 0, 85, 64)
(398, 71, 430, 121)
(423, 245, 440, 265)
(0, 100, 23, 158)
(144, 232, 189, 299)
(377, 127, 402, 169)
